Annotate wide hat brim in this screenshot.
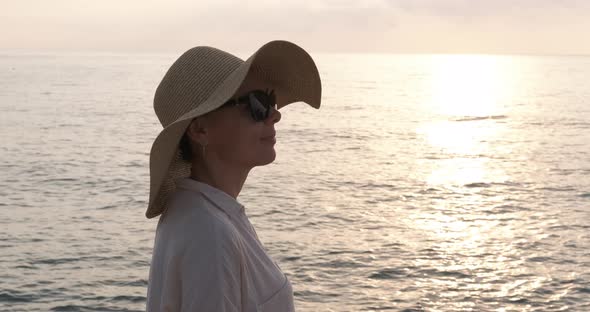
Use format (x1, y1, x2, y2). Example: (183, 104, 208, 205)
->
(146, 40, 322, 218)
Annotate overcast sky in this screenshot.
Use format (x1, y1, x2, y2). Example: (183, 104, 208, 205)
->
(2, 0, 590, 55)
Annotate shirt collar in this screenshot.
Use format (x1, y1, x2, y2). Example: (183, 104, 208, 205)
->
(175, 177, 245, 219)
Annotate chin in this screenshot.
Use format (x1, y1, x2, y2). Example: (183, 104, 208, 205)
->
(256, 149, 277, 166)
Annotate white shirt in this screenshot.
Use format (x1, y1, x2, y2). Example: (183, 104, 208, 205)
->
(146, 178, 295, 312)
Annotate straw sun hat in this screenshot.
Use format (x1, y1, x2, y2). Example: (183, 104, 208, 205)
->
(146, 40, 322, 218)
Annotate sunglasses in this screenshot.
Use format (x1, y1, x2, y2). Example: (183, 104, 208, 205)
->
(223, 89, 277, 122)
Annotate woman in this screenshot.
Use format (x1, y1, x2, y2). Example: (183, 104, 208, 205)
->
(145, 40, 322, 311)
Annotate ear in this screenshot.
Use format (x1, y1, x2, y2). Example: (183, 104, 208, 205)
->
(185, 117, 208, 146)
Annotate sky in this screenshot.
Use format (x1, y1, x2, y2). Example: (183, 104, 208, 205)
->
(2, 0, 590, 55)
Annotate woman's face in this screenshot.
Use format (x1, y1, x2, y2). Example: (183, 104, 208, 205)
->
(202, 76, 282, 169)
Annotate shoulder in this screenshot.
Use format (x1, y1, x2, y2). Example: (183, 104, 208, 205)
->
(154, 188, 242, 257)
(147, 189, 246, 311)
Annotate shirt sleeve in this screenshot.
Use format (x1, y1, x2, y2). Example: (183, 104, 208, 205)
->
(179, 219, 243, 312)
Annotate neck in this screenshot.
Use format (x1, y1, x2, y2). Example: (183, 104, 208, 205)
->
(190, 157, 250, 199)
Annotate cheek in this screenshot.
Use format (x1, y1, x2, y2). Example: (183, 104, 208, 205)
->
(236, 128, 264, 156)
(231, 127, 275, 166)
(214, 122, 262, 160)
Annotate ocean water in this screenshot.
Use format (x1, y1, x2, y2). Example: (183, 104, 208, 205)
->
(1, 52, 589, 312)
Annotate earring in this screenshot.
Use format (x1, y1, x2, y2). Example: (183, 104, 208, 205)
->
(201, 143, 208, 156)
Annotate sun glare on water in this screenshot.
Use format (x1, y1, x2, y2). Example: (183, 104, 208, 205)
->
(416, 55, 518, 186)
(401, 55, 542, 305)
(427, 54, 516, 117)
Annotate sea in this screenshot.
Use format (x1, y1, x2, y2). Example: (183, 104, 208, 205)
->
(1, 51, 589, 311)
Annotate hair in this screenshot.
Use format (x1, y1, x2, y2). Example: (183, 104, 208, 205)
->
(179, 133, 193, 162)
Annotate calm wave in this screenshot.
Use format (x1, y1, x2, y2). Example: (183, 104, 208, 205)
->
(1, 52, 589, 311)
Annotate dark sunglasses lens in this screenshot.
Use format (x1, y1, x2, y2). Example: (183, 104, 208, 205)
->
(248, 92, 272, 121)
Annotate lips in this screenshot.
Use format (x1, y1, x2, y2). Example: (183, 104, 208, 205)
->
(261, 133, 276, 143)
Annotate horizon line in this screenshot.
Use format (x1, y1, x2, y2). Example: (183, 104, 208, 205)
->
(1, 49, 590, 58)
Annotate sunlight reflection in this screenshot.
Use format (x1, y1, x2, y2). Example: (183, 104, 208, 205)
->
(425, 158, 488, 187)
(406, 56, 524, 299)
(418, 121, 494, 156)
(426, 54, 516, 117)
(417, 55, 516, 187)
(407, 208, 525, 301)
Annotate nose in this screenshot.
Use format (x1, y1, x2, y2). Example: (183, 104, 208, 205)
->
(265, 106, 281, 125)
